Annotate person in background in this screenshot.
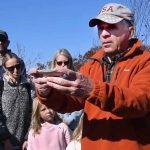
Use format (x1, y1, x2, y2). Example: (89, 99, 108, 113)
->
(66, 113, 84, 150)
(0, 53, 32, 150)
(51, 48, 83, 131)
(27, 97, 72, 150)
(0, 30, 26, 78)
(31, 3, 150, 150)
(51, 48, 74, 70)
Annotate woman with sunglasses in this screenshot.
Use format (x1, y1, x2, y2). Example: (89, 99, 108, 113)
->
(51, 48, 74, 70)
(0, 53, 32, 150)
(51, 48, 83, 131)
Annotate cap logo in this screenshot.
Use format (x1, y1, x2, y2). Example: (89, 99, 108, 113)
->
(101, 6, 114, 13)
(89, 3, 134, 27)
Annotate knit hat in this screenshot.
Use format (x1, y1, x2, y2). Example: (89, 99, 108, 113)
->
(89, 3, 134, 27)
(0, 30, 8, 40)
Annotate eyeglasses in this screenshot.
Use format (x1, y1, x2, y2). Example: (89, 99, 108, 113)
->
(56, 61, 69, 66)
(6, 63, 21, 72)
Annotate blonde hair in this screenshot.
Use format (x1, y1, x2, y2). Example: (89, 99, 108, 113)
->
(31, 97, 62, 136)
(51, 48, 75, 70)
(72, 113, 84, 141)
(31, 97, 42, 136)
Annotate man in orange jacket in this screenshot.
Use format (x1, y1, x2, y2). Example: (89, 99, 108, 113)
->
(30, 3, 150, 150)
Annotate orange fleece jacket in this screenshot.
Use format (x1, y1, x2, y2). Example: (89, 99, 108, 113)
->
(38, 39, 150, 150)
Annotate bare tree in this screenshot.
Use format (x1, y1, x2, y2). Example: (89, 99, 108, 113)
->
(73, 46, 100, 71)
(126, 0, 150, 44)
(15, 43, 43, 71)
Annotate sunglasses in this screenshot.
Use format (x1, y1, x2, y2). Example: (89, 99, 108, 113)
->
(56, 61, 69, 66)
(6, 63, 21, 72)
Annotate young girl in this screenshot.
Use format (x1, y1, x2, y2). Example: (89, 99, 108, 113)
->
(27, 97, 72, 150)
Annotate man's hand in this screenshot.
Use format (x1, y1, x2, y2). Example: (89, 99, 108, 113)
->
(46, 68, 93, 98)
(30, 67, 93, 98)
(29, 68, 51, 96)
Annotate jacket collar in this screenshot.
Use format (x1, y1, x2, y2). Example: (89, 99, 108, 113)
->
(3, 74, 28, 86)
(91, 38, 142, 62)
